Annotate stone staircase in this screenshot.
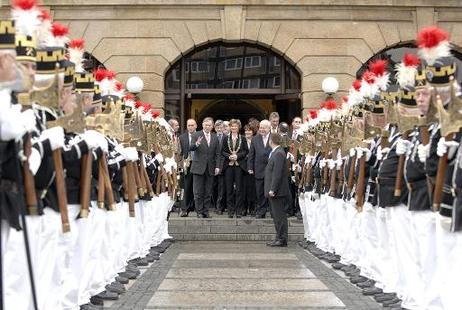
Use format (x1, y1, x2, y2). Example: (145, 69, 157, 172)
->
(169, 213, 305, 241)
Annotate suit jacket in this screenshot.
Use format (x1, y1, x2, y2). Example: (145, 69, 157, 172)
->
(264, 146, 290, 198)
(179, 131, 194, 160)
(247, 134, 272, 179)
(189, 130, 220, 176)
(221, 134, 248, 172)
(216, 133, 226, 172)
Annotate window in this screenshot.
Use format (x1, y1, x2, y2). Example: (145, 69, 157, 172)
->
(244, 56, 261, 68)
(190, 61, 209, 73)
(242, 78, 260, 89)
(273, 76, 280, 87)
(224, 58, 243, 71)
(273, 57, 281, 67)
(172, 69, 180, 81)
(164, 42, 301, 91)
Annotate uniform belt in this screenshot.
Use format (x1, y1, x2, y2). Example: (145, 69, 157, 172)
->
(377, 177, 396, 186)
(0, 179, 19, 193)
(406, 178, 427, 192)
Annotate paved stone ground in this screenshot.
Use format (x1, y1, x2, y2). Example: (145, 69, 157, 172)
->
(107, 241, 382, 310)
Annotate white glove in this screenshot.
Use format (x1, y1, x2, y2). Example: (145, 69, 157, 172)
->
(92, 132, 108, 154)
(0, 105, 27, 141)
(82, 130, 100, 150)
(417, 144, 429, 163)
(437, 137, 459, 158)
(305, 155, 312, 165)
(291, 176, 296, 183)
(376, 145, 383, 161)
(124, 147, 139, 161)
(355, 147, 372, 161)
(20, 109, 37, 133)
(327, 159, 336, 170)
(28, 147, 41, 175)
(349, 148, 356, 157)
(40, 127, 65, 150)
(396, 138, 412, 156)
(319, 159, 326, 168)
(287, 152, 294, 162)
(155, 153, 164, 163)
(335, 158, 343, 170)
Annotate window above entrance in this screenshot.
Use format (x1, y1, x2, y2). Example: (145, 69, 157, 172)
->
(165, 42, 300, 93)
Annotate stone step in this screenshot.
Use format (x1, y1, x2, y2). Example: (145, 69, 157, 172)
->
(168, 213, 304, 241)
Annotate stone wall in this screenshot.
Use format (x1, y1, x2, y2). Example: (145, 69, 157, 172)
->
(2, 1, 462, 116)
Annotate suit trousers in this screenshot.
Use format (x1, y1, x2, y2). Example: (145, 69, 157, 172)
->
(213, 174, 226, 211)
(193, 172, 214, 216)
(225, 166, 244, 216)
(243, 173, 256, 215)
(181, 171, 194, 212)
(270, 197, 288, 242)
(255, 178, 269, 217)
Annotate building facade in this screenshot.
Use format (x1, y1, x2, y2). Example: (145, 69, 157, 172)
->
(2, 0, 462, 125)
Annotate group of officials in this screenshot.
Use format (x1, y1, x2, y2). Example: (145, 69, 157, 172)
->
(175, 113, 303, 223)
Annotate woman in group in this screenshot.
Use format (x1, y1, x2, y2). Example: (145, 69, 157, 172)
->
(221, 119, 249, 218)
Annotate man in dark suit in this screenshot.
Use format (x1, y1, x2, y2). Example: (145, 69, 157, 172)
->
(190, 117, 221, 218)
(178, 119, 197, 217)
(247, 119, 272, 218)
(265, 133, 290, 247)
(213, 120, 226, 214)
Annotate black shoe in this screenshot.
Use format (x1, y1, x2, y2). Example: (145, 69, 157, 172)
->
(345, 268, 360, 276)
(197, 213, 206, 218)
(332, 262, 346, 270)
(326, 255, 340, 263)
(381, 297, 402, 306)
(180, 211, 188, 217)
(115, 276, 129, 284)
(105, 283, 125, 294)
(374, 293, 397, 302)
(350, 275, 368, 284)
(266, 240, 288, 247)
(203, 213, 211, 218)
(362, 287, 383, 296)
(145, 253, 156, 263)
(80, 303, 102, 310)
(118, 271, 137, 279)
(216, 210, 223, 215)
(236, 215, 241, 218)
(228, 214, 234, 218)
(90, 296, 104, 306)
(357, 279, 375, 288)
(256, 215, 265, 219)
(340, 264, 356, 272)
(151, 245, 166, 253)
(96, 290, 119, 300)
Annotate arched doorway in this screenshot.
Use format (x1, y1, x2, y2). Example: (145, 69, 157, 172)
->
(164, 42, 301, 130)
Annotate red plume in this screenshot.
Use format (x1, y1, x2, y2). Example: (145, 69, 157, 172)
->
(362, 70, 376, 84)
(151, 110, 161, 118)
(369, 59, 388, 77)
(94, 68, 107, 82)
(321, 99, 337, 110)
(69, 38, 85, 50)
(115, 81, 124, 92)
(105, 70, 116, 80)
(403, 53, 420, 67)
(342, 95, 349, 103)
(352, 79, 361, 91)
(51, 22, 69, 37)
(134, 100, 142, 109)
(12, 0, 36, 10)
(417, 26, 449, 48)
(142, 102, 151, 113)
(309, 109, 318, 119)
(123, 93, 135, 101)
(39, 8, 50, 21)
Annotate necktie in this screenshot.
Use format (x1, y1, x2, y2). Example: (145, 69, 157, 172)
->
(205, 133, 210, 146)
